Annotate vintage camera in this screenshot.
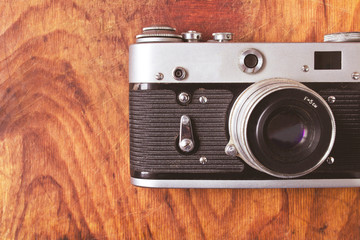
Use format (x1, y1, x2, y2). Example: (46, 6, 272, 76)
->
(129, 26, 360, 188)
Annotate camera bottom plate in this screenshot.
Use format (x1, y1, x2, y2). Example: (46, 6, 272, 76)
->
(131, 177, 360, 188)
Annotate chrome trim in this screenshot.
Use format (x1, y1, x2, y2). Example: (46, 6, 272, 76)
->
(228, 78, 336, 178)
(129, 42, 360, 83)
(131, 177, 360, 188)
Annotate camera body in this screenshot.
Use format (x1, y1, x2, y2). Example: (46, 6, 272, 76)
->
(129, 26, 360, 188)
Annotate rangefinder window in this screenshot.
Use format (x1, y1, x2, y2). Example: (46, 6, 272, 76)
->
(314, 51, 341, 70)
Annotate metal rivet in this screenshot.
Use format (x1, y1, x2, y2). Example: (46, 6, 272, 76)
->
(181, 115, 190, 125)
(199, 96, 207, 104)
(178, 92, 190, 104)
(155, 72, 164, 80)
(326, 156, 335, 164)
(327, 96, 336, 103)
(199, 156, 207, 164)
(302, 65, 309, 72)
(225, 144, 237, 156)
(352, 72, 360, 80)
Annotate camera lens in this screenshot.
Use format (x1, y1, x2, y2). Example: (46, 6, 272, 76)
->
(228, 78, 335, 178)
(244, 54, 258, 68)
(265, 110, 306, 149)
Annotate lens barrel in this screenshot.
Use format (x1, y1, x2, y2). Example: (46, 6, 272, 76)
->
(228, 78, 336, 178)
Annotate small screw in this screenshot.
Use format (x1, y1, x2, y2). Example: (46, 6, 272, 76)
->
(327, 96, 336, 103)
(199, 156, 207, 164)
(178, 92, 190, 104)
(352, 72, 360, 80)
(302, 65, 309, 72)
(326, 156, 335, 165)
(199, 96, 207, 104)
(225, 144, 237, 156)
(155, 72, 164, 80)
(179, 138, 194, 152)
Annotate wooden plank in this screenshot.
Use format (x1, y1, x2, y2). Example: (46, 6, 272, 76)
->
(0, 0, 359, 239)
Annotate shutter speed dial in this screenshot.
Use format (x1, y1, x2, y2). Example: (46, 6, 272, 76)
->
(136, 25, 183, 43)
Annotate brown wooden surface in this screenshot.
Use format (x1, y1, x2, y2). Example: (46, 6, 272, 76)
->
(1, 0, 360, 239)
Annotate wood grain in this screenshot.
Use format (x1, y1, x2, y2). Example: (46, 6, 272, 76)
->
(1, 0, 360, 239)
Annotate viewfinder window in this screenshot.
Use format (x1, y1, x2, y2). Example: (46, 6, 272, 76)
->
(314, 51, 341, 70)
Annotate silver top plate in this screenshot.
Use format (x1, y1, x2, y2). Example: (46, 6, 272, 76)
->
(129, 42, 360, 83)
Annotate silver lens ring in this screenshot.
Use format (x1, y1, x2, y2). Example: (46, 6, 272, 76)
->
(228, 78, 336, 178)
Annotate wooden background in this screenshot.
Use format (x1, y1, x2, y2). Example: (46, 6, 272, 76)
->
(1, 0, 360, 239)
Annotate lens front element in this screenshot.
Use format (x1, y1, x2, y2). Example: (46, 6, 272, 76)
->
(228, 78, 336, 178)
(265, 109, 307, 150)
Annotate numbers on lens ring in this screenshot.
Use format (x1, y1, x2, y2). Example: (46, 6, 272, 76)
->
(304, 96, 318, 108)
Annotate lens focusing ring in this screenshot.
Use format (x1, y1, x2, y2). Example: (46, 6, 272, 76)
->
(228, 78, 336, 178)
